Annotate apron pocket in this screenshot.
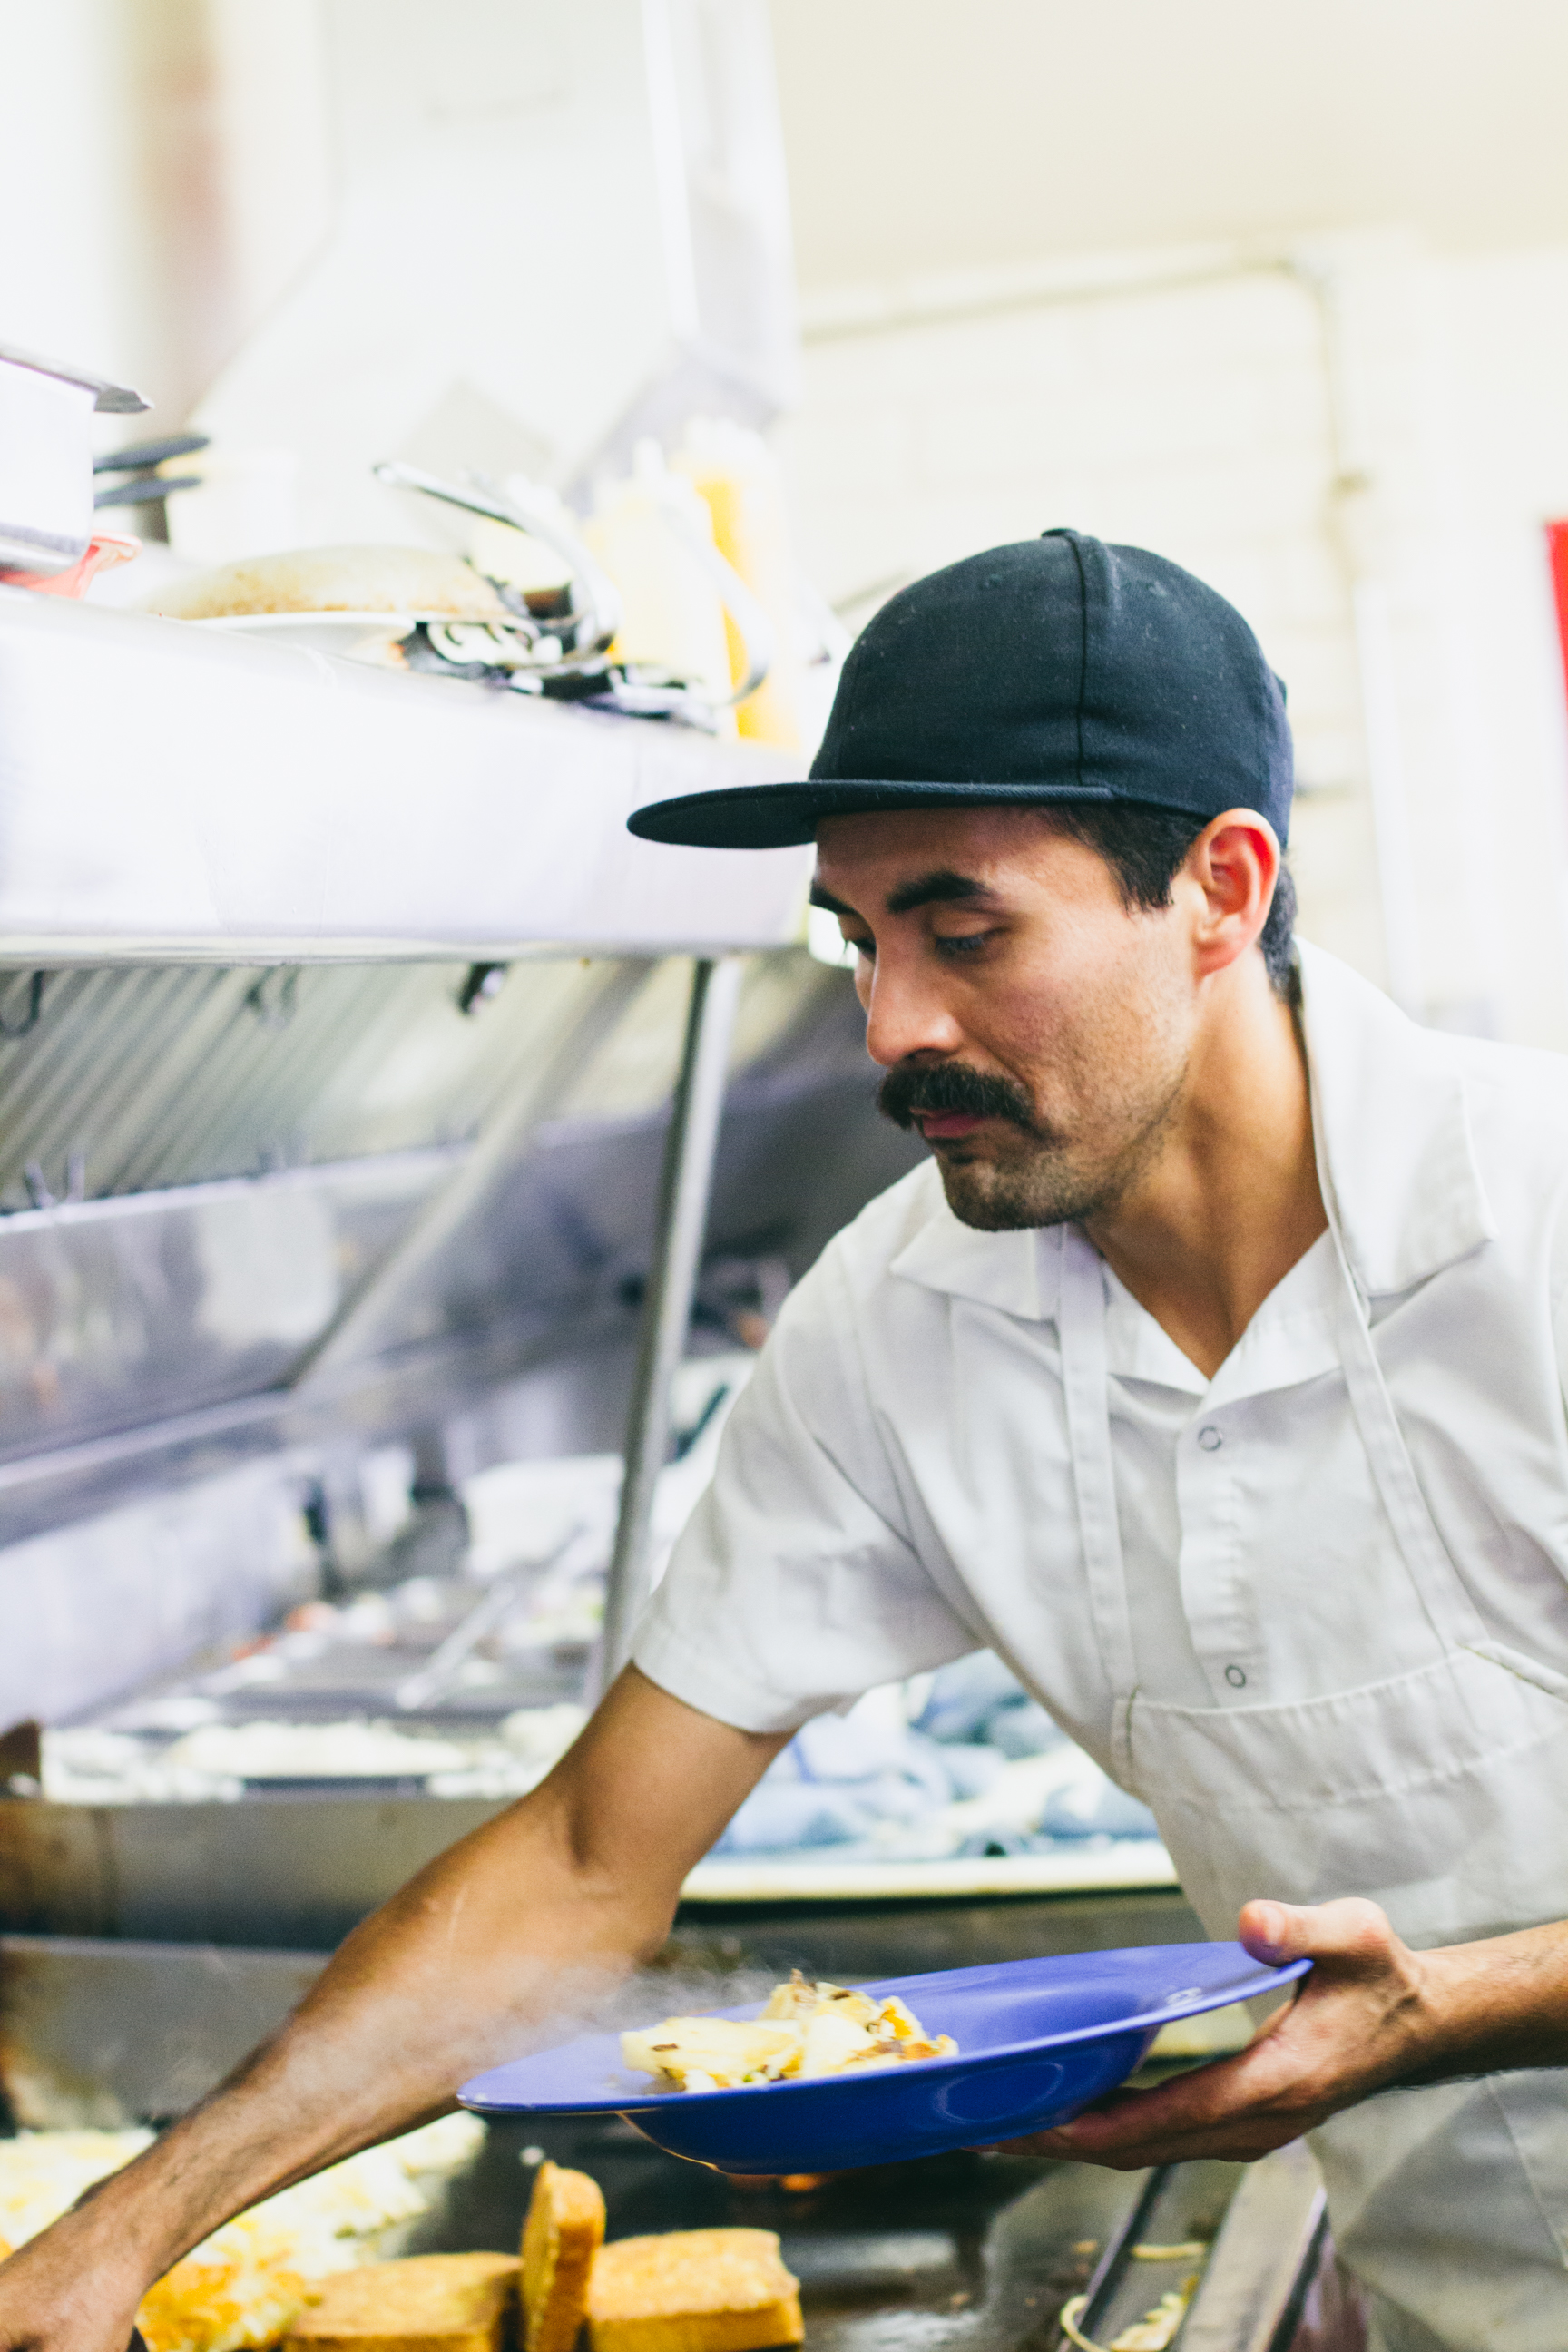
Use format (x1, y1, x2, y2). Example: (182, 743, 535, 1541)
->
(1467, 1639, 1568, 1703)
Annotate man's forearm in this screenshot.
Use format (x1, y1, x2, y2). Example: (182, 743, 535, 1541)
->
(0, 1671, 787, 2352)
(1402, 1916, 1568, 2082)
(44, 1782, 673, 2286)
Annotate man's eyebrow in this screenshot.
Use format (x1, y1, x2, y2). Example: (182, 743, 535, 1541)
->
(884, 868, 994, 917)
(809, 869, 1001, 921)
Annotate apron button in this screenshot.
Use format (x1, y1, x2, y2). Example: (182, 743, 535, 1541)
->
(1198, 1425, 1223, 1451)
(1224, 1663, 1248, 1688)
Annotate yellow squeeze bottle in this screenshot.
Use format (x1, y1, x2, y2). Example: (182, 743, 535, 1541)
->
(676, 417, 803, 750)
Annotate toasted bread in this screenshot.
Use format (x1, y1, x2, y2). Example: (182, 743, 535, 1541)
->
(522, 2161, 606, 2352)
(283, 2250, 518, 2352)
(586, 2228, 802, 2352)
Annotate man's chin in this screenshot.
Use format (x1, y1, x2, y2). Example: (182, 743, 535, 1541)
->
(933, 1152, 1073, 1234)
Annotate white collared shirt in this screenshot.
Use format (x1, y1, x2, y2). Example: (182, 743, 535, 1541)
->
(633, 945, 1568, 1771)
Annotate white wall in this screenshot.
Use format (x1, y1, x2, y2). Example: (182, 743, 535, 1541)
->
(779, 232, 1568, 1045)
(772, 0, 1568, 286)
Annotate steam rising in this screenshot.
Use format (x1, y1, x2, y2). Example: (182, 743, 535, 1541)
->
(497, 1962, 786, 2073)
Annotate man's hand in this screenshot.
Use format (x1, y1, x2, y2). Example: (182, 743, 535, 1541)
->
(0, 1670, 788, 2352)
(0, 2202, 152, 2352)
(996, 1896, 1568, 2169)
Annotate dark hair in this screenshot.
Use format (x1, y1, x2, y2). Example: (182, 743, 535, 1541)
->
(1045, 801, 1297, 996)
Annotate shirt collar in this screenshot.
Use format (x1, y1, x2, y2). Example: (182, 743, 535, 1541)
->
(887, 941, 1496, 1318)
(887, 1162, 1048, 1318)
(1297, 939, 1495, 1296)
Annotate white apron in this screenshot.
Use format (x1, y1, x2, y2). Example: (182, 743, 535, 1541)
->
(1057, 1210, 1568, 2352)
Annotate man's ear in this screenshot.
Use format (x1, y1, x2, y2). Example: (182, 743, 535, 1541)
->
(1187, 810, 1279, 979)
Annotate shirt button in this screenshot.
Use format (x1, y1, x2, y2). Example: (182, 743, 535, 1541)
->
(1198, 1425, 1223, 1452)
(1224, 1664, 1248, 1688)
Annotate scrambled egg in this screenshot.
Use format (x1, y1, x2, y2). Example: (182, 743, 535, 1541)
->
(0, 2114, 485, 2352)
(622, 1971, 956, 2092)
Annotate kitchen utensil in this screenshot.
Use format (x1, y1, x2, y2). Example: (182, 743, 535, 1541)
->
(0, 342, 145, 575)
(94, 433, 211, 475)
(373, 461, 622, 668)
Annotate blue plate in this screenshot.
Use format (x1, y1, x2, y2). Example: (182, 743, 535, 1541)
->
(458, 1943, 1308, 2173)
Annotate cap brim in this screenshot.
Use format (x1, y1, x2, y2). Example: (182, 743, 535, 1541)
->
(628, 777, 1114, 850)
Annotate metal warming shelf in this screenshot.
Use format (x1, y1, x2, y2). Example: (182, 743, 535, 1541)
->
(0, 593, 809, 962)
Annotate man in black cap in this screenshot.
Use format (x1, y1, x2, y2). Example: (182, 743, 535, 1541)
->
(8, 534, 1568, 2352)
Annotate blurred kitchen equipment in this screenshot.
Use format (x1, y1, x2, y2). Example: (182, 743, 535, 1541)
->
(373, 456, 770, 728)
(93, 434, 211, 526)
(185, 5, 797, 547)
(392, 1523, 588, 1713)
(5, 534, 141, 599)
(676, 419, 802, 749)
(93, 431, 208, 546)
(374, 460, 622, 686)
(0, 341, 146, 575)
(146, 543, 516, 623)
(585, 441, 774, 720)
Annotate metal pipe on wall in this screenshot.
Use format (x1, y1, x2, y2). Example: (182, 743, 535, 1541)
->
(596, 955, 744, 1691)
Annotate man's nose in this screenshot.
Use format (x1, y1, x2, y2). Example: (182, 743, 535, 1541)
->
(862, 959, 966, 1069)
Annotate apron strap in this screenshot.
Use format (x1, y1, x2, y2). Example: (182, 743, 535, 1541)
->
(1054, 1223, 1141, 1781)
(1325, 1220, 1491, 1656)
(1302, 1034, 1494, 1660)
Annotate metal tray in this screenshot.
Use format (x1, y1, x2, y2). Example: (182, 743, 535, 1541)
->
(0, 1784, 1178, 1948)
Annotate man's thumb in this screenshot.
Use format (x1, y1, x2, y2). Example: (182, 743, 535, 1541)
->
(1240, 1895, 1395, 1966)
(1239, 1897, 1304, 1964)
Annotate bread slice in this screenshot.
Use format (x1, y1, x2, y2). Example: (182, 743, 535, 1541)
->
(522, 2160, 606, 2352)
(284, 2250, 519, 2352)
(586, 2228, 802, 2352)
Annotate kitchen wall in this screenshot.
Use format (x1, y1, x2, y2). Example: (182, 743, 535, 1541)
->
(779, 231, 1568, 1048)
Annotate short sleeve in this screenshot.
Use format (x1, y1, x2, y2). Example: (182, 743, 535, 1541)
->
(1553, 1197, 1568, 1424)
(631, 1242, 983, 1733)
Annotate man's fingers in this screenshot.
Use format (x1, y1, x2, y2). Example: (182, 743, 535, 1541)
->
(1055, 2034, 1302, 2151)
(989, 2027, 1317, 2167)
(998, 1896, 1436, 2173)
(1238, 1894, 1399, 1968)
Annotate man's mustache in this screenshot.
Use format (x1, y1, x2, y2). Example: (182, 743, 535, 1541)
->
(877, 1059, 1041, 1133)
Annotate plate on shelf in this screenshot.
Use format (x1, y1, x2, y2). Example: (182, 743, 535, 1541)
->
(190, 612, 416, 658)
(458, 1942, 1308, 2174)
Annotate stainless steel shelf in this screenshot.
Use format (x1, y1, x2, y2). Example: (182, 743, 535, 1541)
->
(0, 592, 810, 963)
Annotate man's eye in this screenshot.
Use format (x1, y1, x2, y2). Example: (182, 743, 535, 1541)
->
(935, 930, 997, 958)
(844, 933, 874, 959)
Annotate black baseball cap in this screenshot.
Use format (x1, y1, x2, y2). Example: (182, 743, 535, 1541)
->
(627, 528, 1293, 849)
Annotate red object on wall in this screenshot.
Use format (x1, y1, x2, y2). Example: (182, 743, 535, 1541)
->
(1549, 522, 1568, 697)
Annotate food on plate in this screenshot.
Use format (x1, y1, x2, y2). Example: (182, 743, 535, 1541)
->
(620, 1970, 956, 2092)
(282, 2252, 519, 2352)
(585, 2228, 802, 2352)
(619, 2016, 801, 2093)
(521, 2160, 605, 2352)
